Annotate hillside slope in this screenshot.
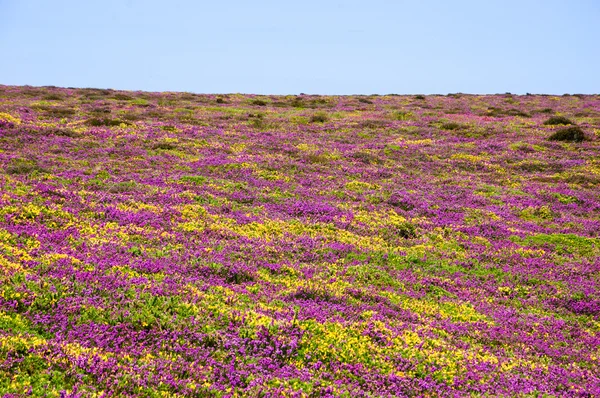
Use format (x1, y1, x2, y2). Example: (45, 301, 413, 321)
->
(1, 86, 599, 396)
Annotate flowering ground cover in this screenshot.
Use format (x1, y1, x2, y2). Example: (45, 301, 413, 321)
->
(0, 85, 599, 397)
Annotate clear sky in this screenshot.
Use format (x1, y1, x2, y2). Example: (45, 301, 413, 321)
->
(1, 0, 599, 95)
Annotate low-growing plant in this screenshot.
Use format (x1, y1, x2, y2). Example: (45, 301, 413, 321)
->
(85, 117, 132, 127)
(310, 112, 329, 123)
(42, 107, 76, 118)
(441, 122, 463, 131)
(43, 127, 80, 138)
(537, 108, 554, 114)
(290, 97, 304, 108)
(487, 107, 530, 118)
(111, 93, 133, 101)
(393, 111, 413, 121)
(42, 93, 64, 101)
(152, 141, 178, 150)
(350, 150, 383, 165)
(5, 158, 45, 175)
(251, 99, 267, 106)
(543, 116, 574, 126)
(122, 112, 143, 121)
(548, 126, 586, 142)
(130, 98, 150, 107)
(160, 125, 178, 132)
(90, 107, 111, 114)
(358, 119, 389, 128)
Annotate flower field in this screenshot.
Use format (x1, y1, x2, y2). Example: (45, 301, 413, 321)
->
(0, 85, 599, 397)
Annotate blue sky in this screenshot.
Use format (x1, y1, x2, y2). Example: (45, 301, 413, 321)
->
(1, 0, 599, 94)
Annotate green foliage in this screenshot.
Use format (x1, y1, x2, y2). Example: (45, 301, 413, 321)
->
(111, 93, 133, 101)
(180, 175, 208, 185)
(130, 98, 150, 106)
(441, 122, 463, 131)
(548, 126, 586, 142)
(42, 93, 64, 101)
(310, 112, 329, 123)
(290, 97, 304, 108)
(543, 116, 574, 126)
(522, 233, 599, 256)
(251, 99, 268, 106)
(152, 140, 178, 150)
(486, 107, 530, 117)
(86, 117, 132, 127)
(393, 111, 414, 121)
(5, 158, 45, 175)
(539, 108, 554, 113)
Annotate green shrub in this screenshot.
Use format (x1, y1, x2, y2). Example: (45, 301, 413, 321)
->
(414, 95, 426, 100)
(130, 98, 150, 107)
(251, 99, 267, 106)
(44, 127, 80, 138)
(122, 112, 143, 121)
(152, 141, 178, 150)
(90, 107, 111, 114)
(537, 108, 554, 114)
(290, 97, 304, 108)
(111, 93, 133, 101)
(42, 94, 64, 101)
(441, 122, 462, 131)
(86, 118, 131, 127)
(548, 126, 586, 142)
(358, 119, 389, 128)
(5, 159, 45, 175)
(487, 107, 530, 117)
(310, 112, 329, 123)
(42, 107, 76, 118)
(543, 116, 574, 126)
(393, 111, 413, 121)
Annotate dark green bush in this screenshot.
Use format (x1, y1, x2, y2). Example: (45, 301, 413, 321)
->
(111, 93, 133, 101)
(487, 107, 530, 117)
(44, 127, 80, 138)
(441, 122, 462, 131)
(5, 159, 45, 175)
(90, 107, 111, 114)
(538, 108, 554, 114)
(290, 97, 304, 108)
(43, 107, 76, 118)
(543, 116, 574, 126)
(358, 119, 389, 128)
(310, 112, 329, 123)
(42, 94, 64, 101)
(86, 118, 131, 127)
(414, 95, 426, 100)
(251, 99, 267, 106)
(122, 112, 143, 121)
(153, 141, 178, 150)
(351, 151, 383, 165)
(548, 126, 586, 142)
